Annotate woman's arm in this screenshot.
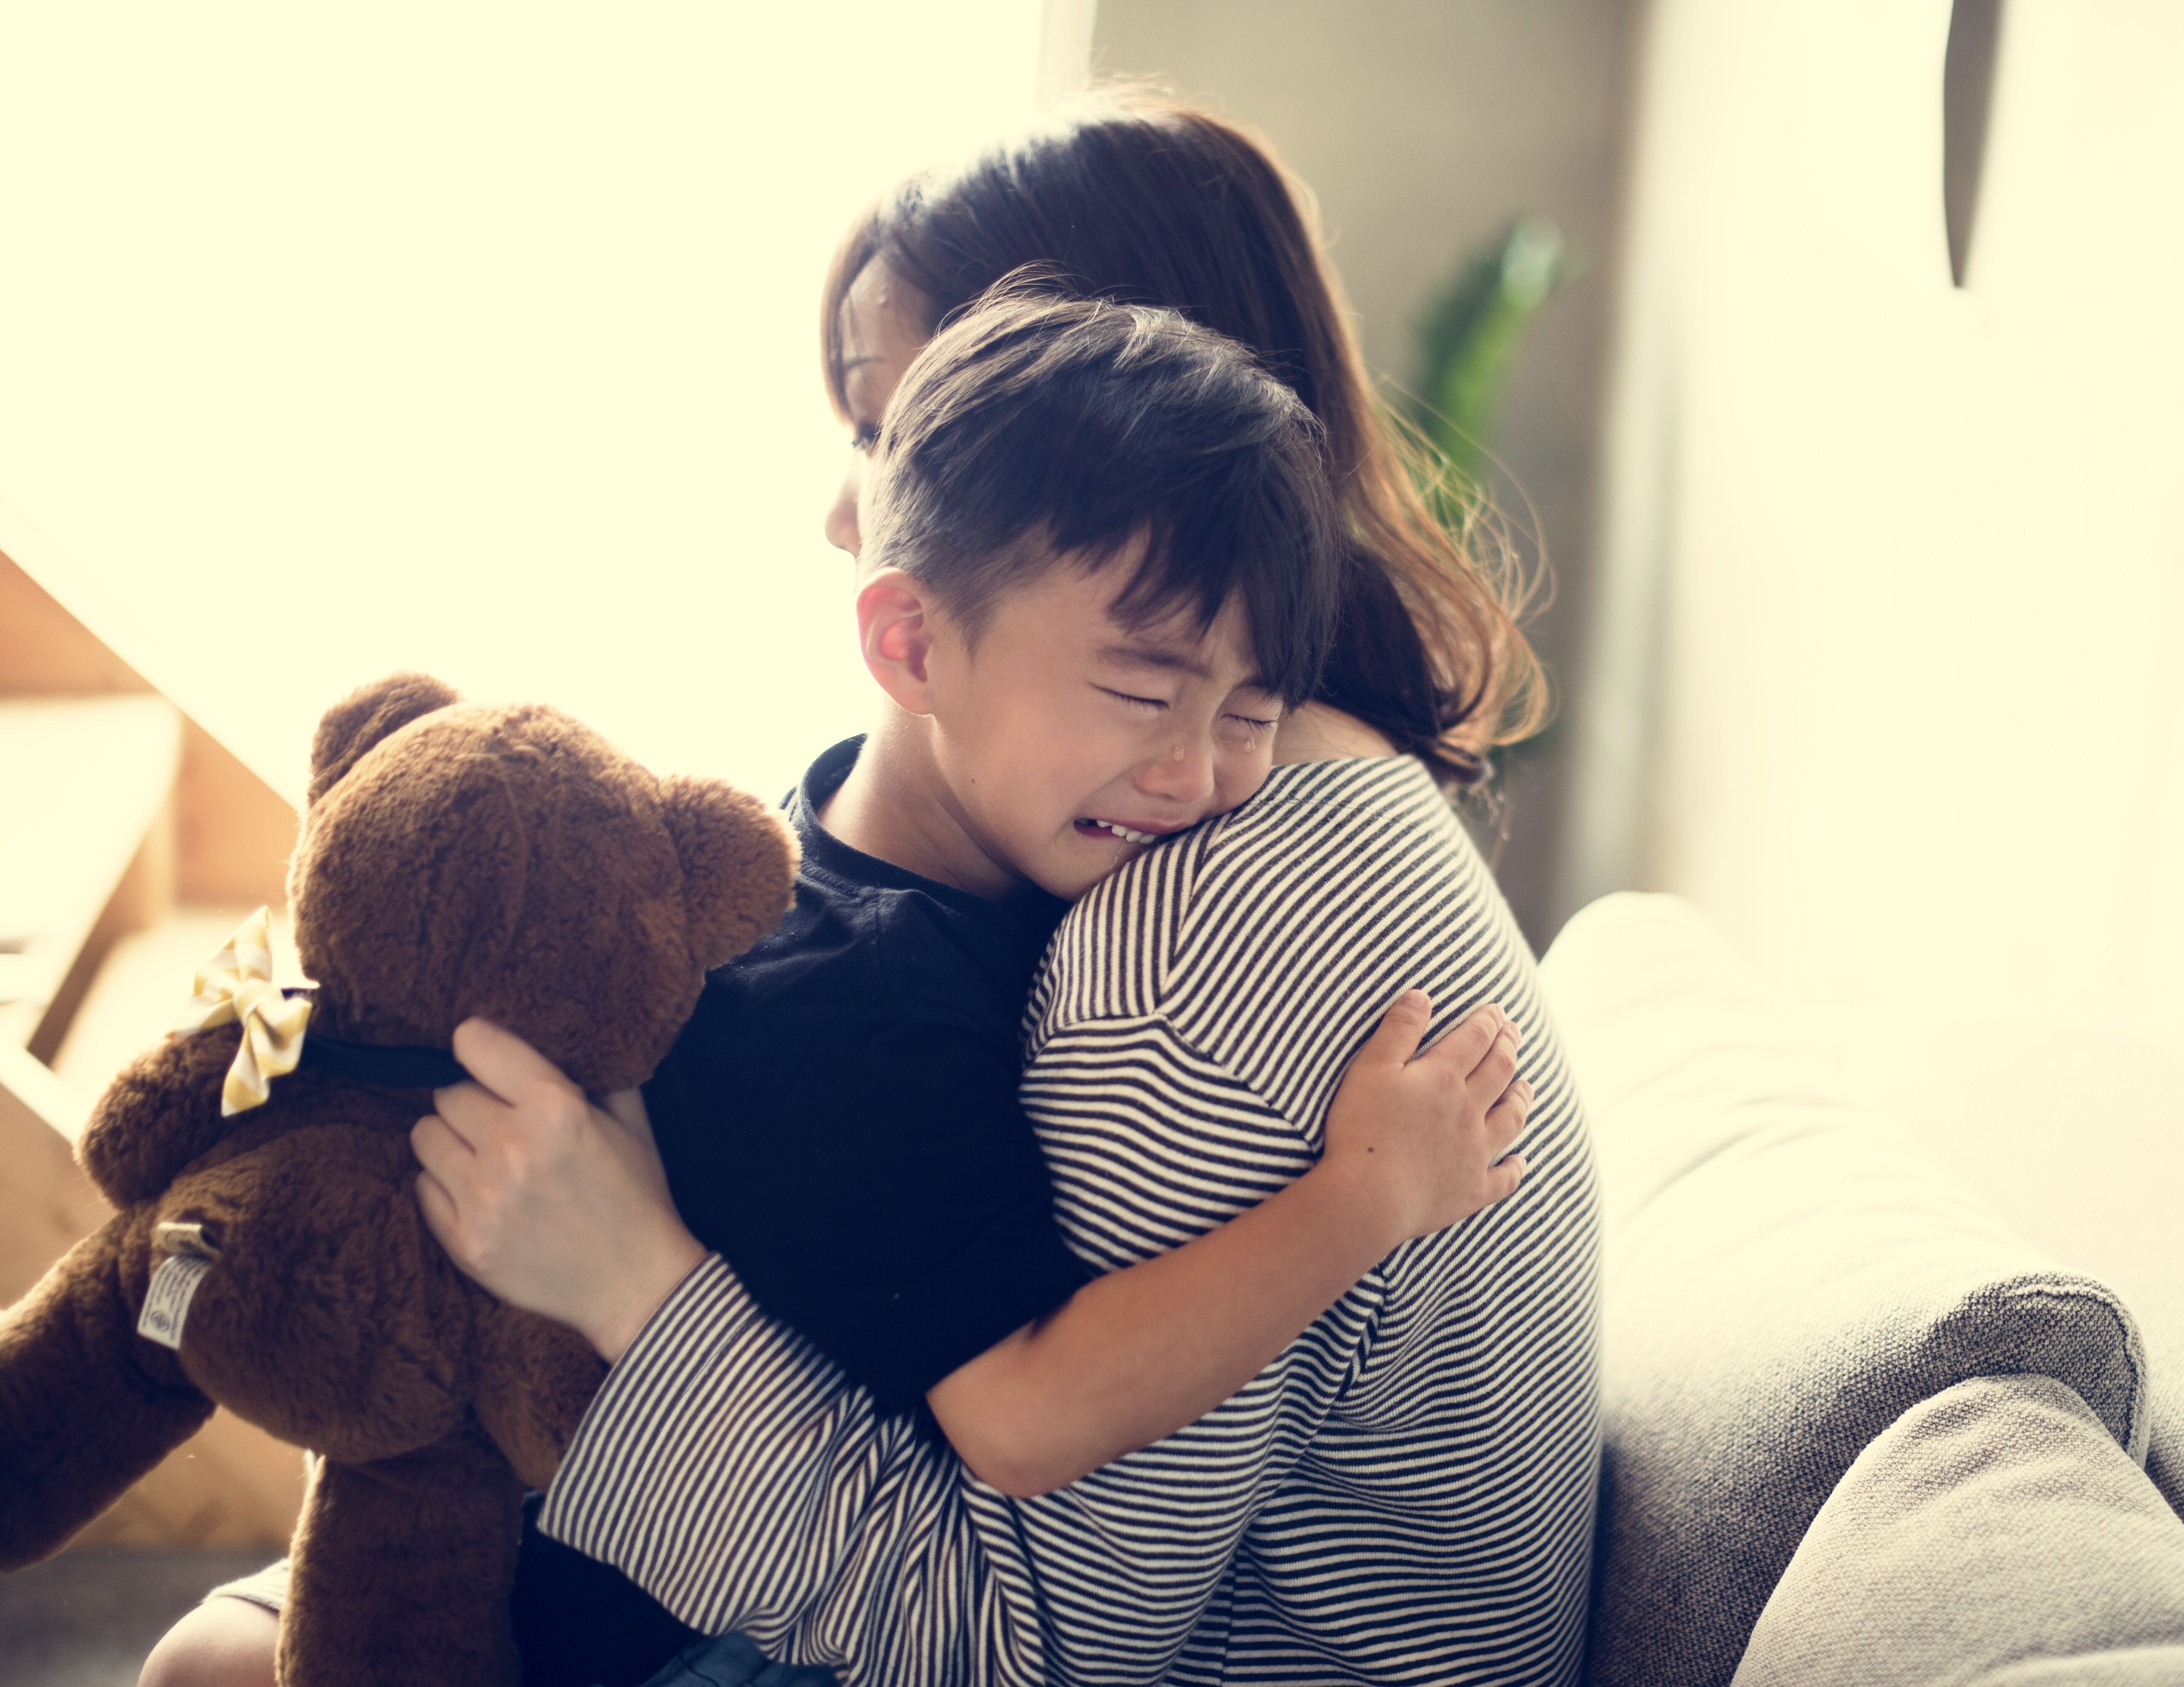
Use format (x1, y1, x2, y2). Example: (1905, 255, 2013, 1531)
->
(418, 1030, 995, 1667)
(925, 989, 1527, 1496)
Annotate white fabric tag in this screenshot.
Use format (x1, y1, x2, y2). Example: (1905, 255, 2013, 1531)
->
(137, 1253, 213, 1351)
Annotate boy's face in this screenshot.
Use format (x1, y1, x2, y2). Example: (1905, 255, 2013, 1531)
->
(907, 549, 1285, 902)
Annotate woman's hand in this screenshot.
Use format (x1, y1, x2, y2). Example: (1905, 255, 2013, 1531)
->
(1316, 991, 1528, 1248)
(412, 1018, 707, 1364)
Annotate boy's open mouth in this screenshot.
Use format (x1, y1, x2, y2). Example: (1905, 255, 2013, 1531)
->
(1076, 818, 1162, 846)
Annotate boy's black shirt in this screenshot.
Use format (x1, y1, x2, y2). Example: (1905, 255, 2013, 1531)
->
(642, 736, 1092, 1413)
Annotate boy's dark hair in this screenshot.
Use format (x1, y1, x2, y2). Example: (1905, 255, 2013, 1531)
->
(826, 91, 1551, 786)
(862, 277, 1343, 706)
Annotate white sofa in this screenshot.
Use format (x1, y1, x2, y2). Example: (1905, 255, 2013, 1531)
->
(1539, 896, 2184, 1686)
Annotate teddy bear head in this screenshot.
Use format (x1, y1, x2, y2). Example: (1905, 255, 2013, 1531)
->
(286, 673, 797, 1095)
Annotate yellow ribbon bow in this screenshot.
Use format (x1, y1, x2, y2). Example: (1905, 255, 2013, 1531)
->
(175, 907, 311, 1117)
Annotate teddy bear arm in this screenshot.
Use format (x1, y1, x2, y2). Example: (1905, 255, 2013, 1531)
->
(279, 1425, 526, 1687)
(151, 1125, 479, 1465)
(471, 1302, 608, 1491)
(0, 1214, 214, 1570)
(78, 1026, 244, 1208)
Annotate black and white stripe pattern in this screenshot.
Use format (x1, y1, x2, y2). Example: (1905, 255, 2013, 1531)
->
(542, 755, 1600, 1685)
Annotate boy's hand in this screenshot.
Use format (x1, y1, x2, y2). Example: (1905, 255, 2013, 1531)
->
(412, 1018, 707, 1364)
(1317, 991, 1528, 1247)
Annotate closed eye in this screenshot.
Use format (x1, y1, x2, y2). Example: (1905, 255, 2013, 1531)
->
(850, 422, 881, 455)
(1100, 687, 1167, 713)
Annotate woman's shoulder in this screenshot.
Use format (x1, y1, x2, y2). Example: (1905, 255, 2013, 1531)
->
(1030, 755, 1491, 1035)
(1224, 754, 1460, 839)
(1193, 753, 1495, 930)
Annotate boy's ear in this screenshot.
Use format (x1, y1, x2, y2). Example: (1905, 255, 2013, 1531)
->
(856, 568, 939, 716)
(308, 673, 460, 806)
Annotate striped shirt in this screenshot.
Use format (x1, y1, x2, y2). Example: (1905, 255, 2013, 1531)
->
(541, 753, 1601, 1685)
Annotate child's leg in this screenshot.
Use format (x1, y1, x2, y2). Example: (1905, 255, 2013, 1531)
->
(134, 1491, 704, 1687)
(138, 1595, 278, 1687)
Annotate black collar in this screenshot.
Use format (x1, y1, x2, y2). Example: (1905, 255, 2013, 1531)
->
(294, 1034, 468, 1091)
(281, 990, 469, 1090)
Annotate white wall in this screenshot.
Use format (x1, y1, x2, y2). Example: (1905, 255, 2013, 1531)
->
(0, 3, 1044, 805)
(1580, 0, 2184, 1387)
(1095, 0, 1643, 947)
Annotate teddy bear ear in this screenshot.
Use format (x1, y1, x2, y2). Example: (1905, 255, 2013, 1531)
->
(659, 774, 800, 968)
(307, 673, 460, 807)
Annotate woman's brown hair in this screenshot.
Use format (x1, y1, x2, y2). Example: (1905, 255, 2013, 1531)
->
(822, 88, 1547, 786)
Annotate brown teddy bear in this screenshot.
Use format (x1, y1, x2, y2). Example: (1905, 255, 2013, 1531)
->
(0, 673, 797, 1687)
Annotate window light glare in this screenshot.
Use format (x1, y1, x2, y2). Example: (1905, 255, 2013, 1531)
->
(0, 3, 1043, 801)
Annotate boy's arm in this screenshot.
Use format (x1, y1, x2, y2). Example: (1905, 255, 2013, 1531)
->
(415, 998, 1527, 1496)
(417, 996, 1528, 1494)
(926, 990, 1528, 1497)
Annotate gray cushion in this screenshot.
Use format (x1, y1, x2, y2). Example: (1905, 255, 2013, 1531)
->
(1539, 895, 2152, 1687)
(1733, 1374, 2184, 1687)
(1983, 1656, 2184, 1686)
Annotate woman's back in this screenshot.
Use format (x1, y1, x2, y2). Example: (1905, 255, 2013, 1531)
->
(1020, 753, 1600, 1685)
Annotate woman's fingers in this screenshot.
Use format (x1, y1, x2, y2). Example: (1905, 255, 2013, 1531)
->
(450, 1016, 572, 1106)
(411, 1107, 495, 1276)
(413, 1166, 461, 1250)
(406, 1035, 704, 1359)
(600, 1087, 658, 1148)
(410, 1106, 476, 1175)
(419, 1081, 492, 1157)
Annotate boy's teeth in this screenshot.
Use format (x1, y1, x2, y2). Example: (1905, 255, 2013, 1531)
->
(1088, 819, 1155, 845)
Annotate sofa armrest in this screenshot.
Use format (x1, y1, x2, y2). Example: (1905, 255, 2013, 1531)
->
(1732, 1374, 2184, 1685)
(1543, 894, 2149, 1687)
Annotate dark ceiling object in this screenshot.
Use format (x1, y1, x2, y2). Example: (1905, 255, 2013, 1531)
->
(1944, 0, 2006, 287)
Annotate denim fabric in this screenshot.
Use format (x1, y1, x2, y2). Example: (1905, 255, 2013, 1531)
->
(632, 1631, 838, 1687)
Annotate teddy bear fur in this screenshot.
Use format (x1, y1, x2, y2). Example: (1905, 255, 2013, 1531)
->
(0, 673, 797, 1686)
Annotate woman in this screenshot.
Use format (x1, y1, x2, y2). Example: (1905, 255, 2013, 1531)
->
(823, 90, 1545, 785)
(144, 91, 1595, 1687)
(537, 91, 1597, 1686)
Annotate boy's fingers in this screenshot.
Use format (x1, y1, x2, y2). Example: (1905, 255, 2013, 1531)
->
(1465, 1028, 1520, 1109)
(1409, 1001, 1502, 1077)
(1484, 1155, 1526, 1206)
(450, 1017, 571, 1104)
(1483, 1080, 1531, 1156)
(1359, 989, 1433, 1068)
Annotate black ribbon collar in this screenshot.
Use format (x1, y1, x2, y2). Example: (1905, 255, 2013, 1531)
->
(281, 989, 469, 1091)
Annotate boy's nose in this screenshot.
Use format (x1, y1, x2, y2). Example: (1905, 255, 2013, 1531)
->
(1139, 737, 1216, 807)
